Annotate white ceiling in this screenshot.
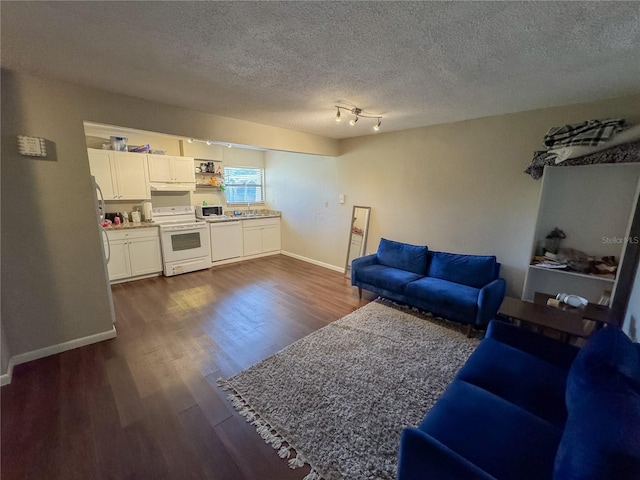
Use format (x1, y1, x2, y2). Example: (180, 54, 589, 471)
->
(2, 2, 639, 139)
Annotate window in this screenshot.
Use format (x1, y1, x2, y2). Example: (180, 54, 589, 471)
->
(224, 166, 265, 205)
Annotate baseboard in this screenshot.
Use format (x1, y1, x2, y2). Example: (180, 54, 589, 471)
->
(281, 251, 345, 273)
(0, 358, 15, 387)
(0, 326, 117, 386)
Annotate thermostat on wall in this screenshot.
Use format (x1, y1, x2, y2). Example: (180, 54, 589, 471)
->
(17, 135, 47, 157)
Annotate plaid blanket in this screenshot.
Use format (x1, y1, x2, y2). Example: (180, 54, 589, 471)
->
(543, 119, 626, 149)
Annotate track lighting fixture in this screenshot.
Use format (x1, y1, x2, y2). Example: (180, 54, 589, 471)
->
(185, 138, 227, 147)
(334, 106, 382, 132)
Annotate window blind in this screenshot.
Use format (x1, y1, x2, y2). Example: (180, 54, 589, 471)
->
(224, 166, 265, 204)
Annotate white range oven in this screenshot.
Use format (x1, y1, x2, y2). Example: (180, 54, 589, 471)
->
(152, 206, 211, 276)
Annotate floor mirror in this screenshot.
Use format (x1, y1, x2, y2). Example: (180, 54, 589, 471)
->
(345, 206, 371, 277)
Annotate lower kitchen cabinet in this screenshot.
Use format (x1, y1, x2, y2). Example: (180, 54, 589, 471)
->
(104, 227, 162, 282)
(242, 218, 281, 257)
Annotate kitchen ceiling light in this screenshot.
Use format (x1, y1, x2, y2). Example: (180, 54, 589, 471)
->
(187, 138, 194, 144)
(334, 105, 382, 131)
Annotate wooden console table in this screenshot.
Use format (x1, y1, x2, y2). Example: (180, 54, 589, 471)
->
(497, 292, 615, 342)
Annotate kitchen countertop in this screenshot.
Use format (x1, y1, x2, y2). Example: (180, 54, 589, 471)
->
(200, 210, 281, 223)
(102, 222, 158, 230)
(202, 214, 281, 223)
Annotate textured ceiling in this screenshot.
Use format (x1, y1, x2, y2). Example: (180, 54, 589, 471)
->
(2, 2, 639, 139)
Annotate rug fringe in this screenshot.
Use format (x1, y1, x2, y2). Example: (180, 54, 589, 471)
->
(217, 377, 325, 479)
(303, 469, 321, 480)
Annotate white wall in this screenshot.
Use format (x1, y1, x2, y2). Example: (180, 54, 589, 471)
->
(534, 164, 640, 258)
(267, 152, 347, 267)
(269, 94, 640, 296)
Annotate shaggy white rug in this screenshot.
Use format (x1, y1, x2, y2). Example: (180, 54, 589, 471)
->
(218, 300, 480, 480)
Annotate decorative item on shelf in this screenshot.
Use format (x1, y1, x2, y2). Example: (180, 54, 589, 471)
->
(334, 106, 382, 132)
(544, 227, 566, 254)
(208, 175, 225, 190)
(110, 136, 128, 152)
(129, 144, 150, 153)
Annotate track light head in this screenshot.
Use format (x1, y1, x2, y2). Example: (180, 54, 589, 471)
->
(334, 105, 382, 130)
(206, 140, 213, 146)
(187, 138, 194, 144)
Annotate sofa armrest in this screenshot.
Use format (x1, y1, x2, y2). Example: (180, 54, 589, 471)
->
(398, 427, 496, 480)
(350, 253, 378, 285)
(476, 278, 506, 326)
(486, 320, 579, 369)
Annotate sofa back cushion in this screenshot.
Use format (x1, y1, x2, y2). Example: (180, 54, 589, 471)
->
(427, 251, 497, 288)
(377, 238, 428, 275)
(553, 327, 640, 480)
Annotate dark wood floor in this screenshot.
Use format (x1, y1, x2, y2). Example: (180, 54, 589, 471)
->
(1, 255, 375, 480)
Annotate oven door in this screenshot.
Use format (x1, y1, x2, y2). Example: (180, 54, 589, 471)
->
(159, 222, 210, 263)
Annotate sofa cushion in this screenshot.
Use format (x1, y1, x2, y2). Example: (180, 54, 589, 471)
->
(377, 238, 428, 275)
(405, 277, 478, 321)
(553, 327, 640, 480)
(427, 251, 497, 289)
(355, 264, 423, 292)
(456, 338, 569, 428)
(420, 380, 562, 480)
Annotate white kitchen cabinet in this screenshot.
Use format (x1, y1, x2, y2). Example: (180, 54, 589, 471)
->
(262, 224, 281, 253)
(210, 221, 243, 261)
(88, 150, 117, 199)
(105, 236, 131, 281)
(88, 149, 150, 200)
(104, 227, 162, 282)
(242, 218, 281, 256)
(147, 154, 195, 183)
(243, 225, 263, 256)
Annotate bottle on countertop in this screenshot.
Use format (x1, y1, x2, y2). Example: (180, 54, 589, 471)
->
(123, 211, 129, 225)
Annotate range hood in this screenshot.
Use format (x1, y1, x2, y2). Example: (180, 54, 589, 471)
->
(150, 182, 195, 192)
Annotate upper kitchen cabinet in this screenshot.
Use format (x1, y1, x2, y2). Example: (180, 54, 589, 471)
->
(147, 154, 195, 183)
(88, 148, 151, 200)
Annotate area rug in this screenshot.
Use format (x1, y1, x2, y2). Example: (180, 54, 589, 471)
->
(218, 300, 480, 480)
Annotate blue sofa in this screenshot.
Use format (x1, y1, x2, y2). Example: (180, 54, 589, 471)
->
(398, 320, 640, 480)
(351, 239, 506, 332)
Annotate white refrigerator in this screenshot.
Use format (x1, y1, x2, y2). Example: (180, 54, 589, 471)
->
(92, 176, 116, 324)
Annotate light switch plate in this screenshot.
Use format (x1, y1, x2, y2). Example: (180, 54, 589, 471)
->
(17, 135, 47, 157)
(339, 194, 345, 204)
